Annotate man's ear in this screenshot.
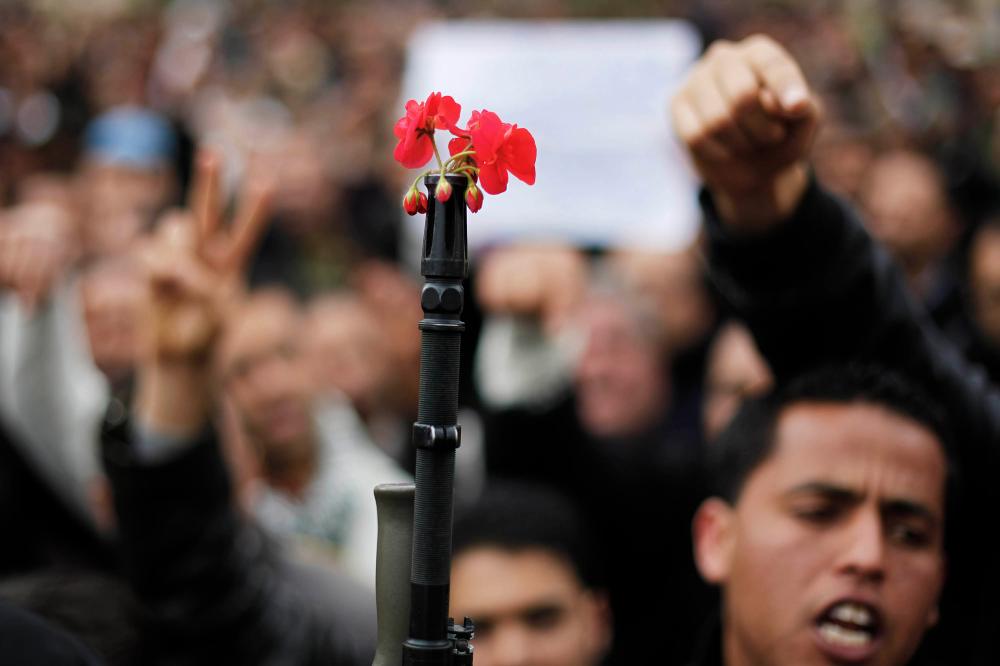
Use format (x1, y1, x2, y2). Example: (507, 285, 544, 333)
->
(926, 552, 946, 629)
(692, 497, 735, 584)
(579, 589, 613, 661)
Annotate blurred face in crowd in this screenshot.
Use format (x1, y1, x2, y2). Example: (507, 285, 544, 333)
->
(16, 173, 76, 209)
(861, 150, 956, 280)
(78, 160, 175, 256)
(450, 547, 610, 666)
(353, 259, 423, 414)
(303, 294, 390, 416)
(269, 130, 338, 235)
(573, 295, 669, 439)
(608, 247, 715, 354)
(702, 322, 773, 443)
(811, 124, 875, 203)
(969, 222, 1000, 345)
(216, 292, 314, 456)
(694, 402, 946, 666)
(81, 258, 144, 387)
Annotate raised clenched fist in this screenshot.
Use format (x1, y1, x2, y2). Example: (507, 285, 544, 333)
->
(0, 201, 78, 312)
(671, 35, 822, 230)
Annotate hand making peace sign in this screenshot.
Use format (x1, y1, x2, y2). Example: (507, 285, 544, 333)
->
(141, 152, 272, 364)
(135, 151, 272, 439)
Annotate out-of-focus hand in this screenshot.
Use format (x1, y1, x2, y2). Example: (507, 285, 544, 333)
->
(135, 153, 271, 439)
(0, 202, 79, 313)
(671, 34, 822, 231)
(476, 244, 587, 335)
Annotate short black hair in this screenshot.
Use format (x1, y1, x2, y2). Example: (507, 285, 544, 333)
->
(453, 483, 602, 589)
(709, 363, 955, 504)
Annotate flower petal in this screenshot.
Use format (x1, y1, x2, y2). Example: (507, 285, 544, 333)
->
(449, 136, 472, 157)
(394, 134, 434, 168)
(435, 95, 461, 131)
(393, 116, 409, 140)
(471, 110, 505, 163)
(503, 126, 537, 185)
(424, 92, 441, 115)
(392, 97, 435, 167)
(478, 161, 508, 195)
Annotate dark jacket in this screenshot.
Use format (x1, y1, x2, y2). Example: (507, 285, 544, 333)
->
(685, 616, 723, 666)
(0, 599, 105, 665)
(0, 421, 113, 576)
(704, 179, 1000, 665)
(102, 421, 377, 666)
(484, 391, 712, 665)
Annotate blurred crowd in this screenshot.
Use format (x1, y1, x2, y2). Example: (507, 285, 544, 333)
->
(0, 0, 998, 665)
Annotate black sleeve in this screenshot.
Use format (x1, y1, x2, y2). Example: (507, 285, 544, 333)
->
(703, 177, 1000, 663)
(0, 600, 105, 665)
(703, 177, 1000, 453)
(102, 422, 375, 666)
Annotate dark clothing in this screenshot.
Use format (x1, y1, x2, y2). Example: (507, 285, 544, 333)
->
(102, 422, 376, 666)
(685, 616, 723, 666)
(0, 422, 113, 577)
(484, 392, 712, 665)
(0, 570, 140, 665)
(964, 324, 1000, 387)
(0, 599, 104, 665)
(703, 178, 1000, 665)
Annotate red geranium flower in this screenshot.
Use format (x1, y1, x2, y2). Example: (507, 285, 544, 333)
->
(403, 189, 420, 215)
(467, 110, 536, 195)
(448, 136, 473, 159)
(465, 183, 484, 213)
(393, 92, 461, 169)
(435, 178, 453, 203)
(394, 98, 535, 215)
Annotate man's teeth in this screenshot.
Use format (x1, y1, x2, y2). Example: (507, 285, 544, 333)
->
(819, 622, 873, 648)
(830, 603, 874, 628)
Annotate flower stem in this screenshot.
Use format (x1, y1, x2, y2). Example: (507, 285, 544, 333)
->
(444, 143, 476, 170)
(431, 140, 446, 173)
(411, 170, 434, 191)
(446, 149, 476, 163)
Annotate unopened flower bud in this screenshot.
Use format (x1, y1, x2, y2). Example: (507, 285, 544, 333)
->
(403, 189, 420, 216)
(418, 192, 428, 214)
(435, 178, 453, 203)
(465, 184, 483, 213)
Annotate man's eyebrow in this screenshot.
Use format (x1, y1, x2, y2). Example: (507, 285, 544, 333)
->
(785, 483, 940, 525)
(519, 602, 565, 622)
(784, 482, 860, 502)
(881, 499, 939, 526)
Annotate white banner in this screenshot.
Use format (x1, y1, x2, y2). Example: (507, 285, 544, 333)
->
(398, 19, 703, 259)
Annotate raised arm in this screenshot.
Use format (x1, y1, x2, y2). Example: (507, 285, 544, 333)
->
(672, 34, 1000, 662)
(0, 202, 108, 525)
(102, 154, 374, 665)
(670, 34, 1000, 438)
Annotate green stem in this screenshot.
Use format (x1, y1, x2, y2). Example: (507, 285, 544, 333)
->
(431, 140, 446, 173)
(410, 170, 434, 191)
(444, 144, 476, 170)
(445, 149, 476, 166)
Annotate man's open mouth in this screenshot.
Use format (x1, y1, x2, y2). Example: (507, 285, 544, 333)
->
(813, 600, 883, 660)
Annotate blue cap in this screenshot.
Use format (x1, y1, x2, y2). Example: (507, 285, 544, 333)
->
(84, 106, 177, 170)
